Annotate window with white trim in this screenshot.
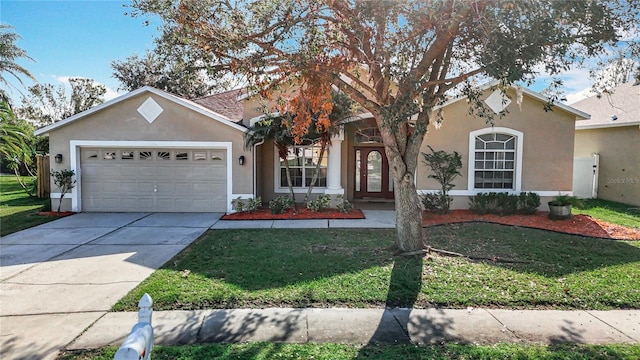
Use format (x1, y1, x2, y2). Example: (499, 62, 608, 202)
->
(473, 133, 516, 189)
(279, 145, 327, 188)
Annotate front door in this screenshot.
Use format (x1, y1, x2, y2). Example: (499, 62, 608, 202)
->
(354, 147, 394, 199)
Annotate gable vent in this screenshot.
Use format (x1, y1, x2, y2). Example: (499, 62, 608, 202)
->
(137, 97, 164, 123)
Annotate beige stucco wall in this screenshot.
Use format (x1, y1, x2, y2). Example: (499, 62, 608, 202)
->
(575, 126, 640, 206)
(416, 88, 577, 197)
(47, 91, 253, 210)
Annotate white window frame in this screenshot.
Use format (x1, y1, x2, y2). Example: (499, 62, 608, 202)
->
(274, 144, 327, 194)
(468, 127, 523, 193)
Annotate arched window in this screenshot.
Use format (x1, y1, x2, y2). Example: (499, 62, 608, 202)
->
(468, 127, 523, 192)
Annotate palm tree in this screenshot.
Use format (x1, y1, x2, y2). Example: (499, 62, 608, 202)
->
(244, 115, 298, 212)
(303, 91, 354, 203)
(0, 24, 36, 101)
(0, 101, 30, 163)
(0, 101, 37, 195)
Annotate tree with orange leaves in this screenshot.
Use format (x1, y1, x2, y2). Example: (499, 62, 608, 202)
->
(131, 0, 638, 253)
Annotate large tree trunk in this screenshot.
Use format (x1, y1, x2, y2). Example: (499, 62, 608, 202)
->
(393, 171, 424, 253)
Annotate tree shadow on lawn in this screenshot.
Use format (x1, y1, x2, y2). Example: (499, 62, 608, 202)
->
(424, 222, 640, 277)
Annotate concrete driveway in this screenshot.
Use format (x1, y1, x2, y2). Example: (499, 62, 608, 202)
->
(0, 212, 222, 360)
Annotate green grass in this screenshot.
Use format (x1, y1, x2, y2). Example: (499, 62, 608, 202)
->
(0, 175, 55, 236)
(59, 343, 640, 360)
(113, 226, 640, 311)
(574, 199, 640, 228)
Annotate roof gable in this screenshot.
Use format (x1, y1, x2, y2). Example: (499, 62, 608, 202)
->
(436, 81, 590, 120)
(34, 86, 247, 136)
(571, 82, 640, 130)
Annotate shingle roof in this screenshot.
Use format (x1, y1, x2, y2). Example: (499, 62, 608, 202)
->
(571, 81, 640, 130)
(193, 88, 247, 122)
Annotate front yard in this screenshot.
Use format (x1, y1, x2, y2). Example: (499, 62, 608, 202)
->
(0, 175, 56, 237)
(114, 225, 640, 311)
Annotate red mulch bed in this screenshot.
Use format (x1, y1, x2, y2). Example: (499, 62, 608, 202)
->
(38, 211, 75, 217)
(422, 210, 640, 240)
(221, 207, 365, 220)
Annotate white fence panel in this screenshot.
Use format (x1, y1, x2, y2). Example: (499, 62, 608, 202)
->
(573, 154, 599, 199)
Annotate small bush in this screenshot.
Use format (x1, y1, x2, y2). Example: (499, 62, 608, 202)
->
(421, 146, 462, 214)
(335, 195, 354, 213)
(469, 192, 497, 214)
(231, 197, 246, 212)
(246, 196, 262, 212)
(269, 195, 294, 214)
(421, 192, 452, 214)
(496, 193, 519, 215)
(518, 192, 541, 214)
(307, 194, 331, 212)
(470, 192, 541, 215)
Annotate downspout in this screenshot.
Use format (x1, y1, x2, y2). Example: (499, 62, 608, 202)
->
(253, 140, 265, 199)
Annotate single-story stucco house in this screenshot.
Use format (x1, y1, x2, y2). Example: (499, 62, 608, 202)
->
(34, 83, 590, 213)
(572, 81, 640, 207)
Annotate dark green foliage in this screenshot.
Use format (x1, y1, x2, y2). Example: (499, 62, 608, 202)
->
(306, 194, 330, 212)
(269, 195, 294, 214)
(519, 192, 541, 215)
(549, 194, 585, 208)
(469, 192, 541, 215)
(421, 146, 462, 214)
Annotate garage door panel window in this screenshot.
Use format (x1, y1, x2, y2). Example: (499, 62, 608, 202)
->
(157, 151, 171, 160)
(103, 151, 116, 160)
(194, 151, 207, 161)
(176, 151, 189, 160)
(140, 151, 153, 160)
(118, 150, 133, 160)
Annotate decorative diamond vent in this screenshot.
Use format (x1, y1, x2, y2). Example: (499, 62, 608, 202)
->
(485, 90, 512, 114)
(137, 97, 164, 123)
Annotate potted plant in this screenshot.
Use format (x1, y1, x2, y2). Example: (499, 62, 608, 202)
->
(548, 194, 583, 220)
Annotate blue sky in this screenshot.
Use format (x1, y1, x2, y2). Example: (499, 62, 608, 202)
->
(1, 0, 159, 101)
(0, 0, 618, 105)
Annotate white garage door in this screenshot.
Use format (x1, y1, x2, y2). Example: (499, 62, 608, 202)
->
(80, 148, 227, 212)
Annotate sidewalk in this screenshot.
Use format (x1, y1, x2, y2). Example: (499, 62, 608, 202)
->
(70, 307, 639, 349)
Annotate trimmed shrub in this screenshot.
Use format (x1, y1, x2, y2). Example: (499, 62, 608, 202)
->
(518, 192, 541, 214)
(307, 194, 331, 212)
(269, 195, 294, 214)
(335, 195, 354, 213)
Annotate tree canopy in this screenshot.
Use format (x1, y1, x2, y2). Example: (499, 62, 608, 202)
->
(17, 78, 106, 126)
(132, 0, 639, 252)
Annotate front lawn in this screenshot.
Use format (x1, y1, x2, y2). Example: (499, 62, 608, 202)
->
(0, 175, 55, 236)
(575, 199, 640, 228)
(59, 343, 640, 360)
(113, 225, 640, 311)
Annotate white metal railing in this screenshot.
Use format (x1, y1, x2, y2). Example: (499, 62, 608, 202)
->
(114, 293, 154, 360)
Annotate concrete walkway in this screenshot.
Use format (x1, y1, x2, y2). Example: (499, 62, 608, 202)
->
(1, 212, 638, 360)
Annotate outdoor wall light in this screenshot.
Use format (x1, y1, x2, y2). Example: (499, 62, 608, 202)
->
(238, 155, 245, 166)
(55, 154, 63, 164)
